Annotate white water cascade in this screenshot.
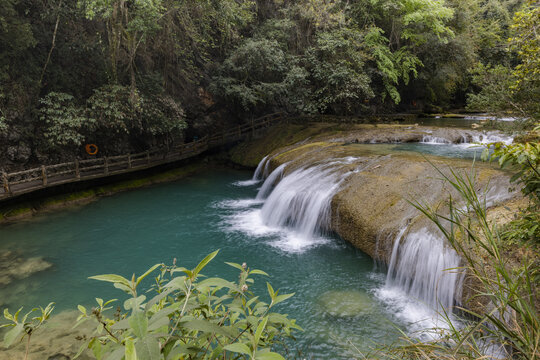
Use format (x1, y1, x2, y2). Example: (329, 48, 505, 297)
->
(259, 162, 347, 239)
(384, 228, 463, 311)
(421, 135, 452, 144)
(252, 155, 269, 181)
(256, 163, 288, 200)
(421, 131, 514, 146)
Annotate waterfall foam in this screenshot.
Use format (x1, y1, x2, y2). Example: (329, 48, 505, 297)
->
(256, 163, 287, 200)
(384, 228, 463, 311)
(421, 135, 452, 144)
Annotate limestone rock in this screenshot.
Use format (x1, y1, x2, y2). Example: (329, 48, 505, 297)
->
(318, 290, 376, 317)
(0, 251, 53, 287)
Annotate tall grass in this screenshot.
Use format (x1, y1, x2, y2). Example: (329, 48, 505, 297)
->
(373, 164, 539, 360)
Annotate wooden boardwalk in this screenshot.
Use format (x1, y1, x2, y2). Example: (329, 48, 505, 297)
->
(1, 113, 284, 201)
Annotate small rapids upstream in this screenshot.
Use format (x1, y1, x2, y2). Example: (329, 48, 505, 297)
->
(421, 131, 514, 146)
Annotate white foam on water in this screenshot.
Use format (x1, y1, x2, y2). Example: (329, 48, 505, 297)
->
(421, 135, 452, 144)
(214, 198, 264, 209)
(232, 179, 261, 187)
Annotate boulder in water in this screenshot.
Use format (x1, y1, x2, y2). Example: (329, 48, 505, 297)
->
(0, 251, 52, 286)
(318, 290, 376, 317)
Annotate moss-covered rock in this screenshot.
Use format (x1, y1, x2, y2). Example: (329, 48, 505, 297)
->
(317, 290, 376, 317)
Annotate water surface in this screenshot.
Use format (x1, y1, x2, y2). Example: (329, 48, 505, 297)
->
(0, 169, 405, 358)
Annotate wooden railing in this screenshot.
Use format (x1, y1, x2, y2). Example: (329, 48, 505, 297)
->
(1, 112, 284, 200)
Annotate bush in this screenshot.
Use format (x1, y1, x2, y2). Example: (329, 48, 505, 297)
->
(2, 251, 301, 360)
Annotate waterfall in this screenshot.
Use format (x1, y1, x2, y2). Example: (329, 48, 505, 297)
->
(222, 158, 359, 252)
(253, 156, 466, 312)
(421, 132, 514, 146)
(421, 135, 452, 144)
(468, 132, 513, 146)
(259, 163, 345, 239)
(256, 163, 287, 200)
(384, 228, 463, 311)
(252, 156, 269, 181)
(233, 156, 270, 187)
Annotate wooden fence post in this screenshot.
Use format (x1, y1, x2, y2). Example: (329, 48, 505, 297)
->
(146, 151, 150, 164)
(127, 154, 132, 169)
(41, 165, 48, 186)
(75, 159, 80, 179)
(251, 119, 255, 137)
(104, 157, 109, 175)
(2, 172, 10, 196)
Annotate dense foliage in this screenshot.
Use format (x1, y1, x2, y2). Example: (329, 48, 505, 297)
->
(0, 0, 537, 169)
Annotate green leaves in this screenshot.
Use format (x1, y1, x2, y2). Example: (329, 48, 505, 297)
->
(70, 252, 299, 359)
(3, 323, 24, 348)
(129, 311, 148, 339)
(90, 263, 163, 296)
(224, 342, 251, 355)
(89, 274, 131, 287)
(192, 250, 219, 280)
(1, 302, 55, 349)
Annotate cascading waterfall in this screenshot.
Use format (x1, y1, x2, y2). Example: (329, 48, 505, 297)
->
(259, 163, 346, 239)
(256, 163, 287, 200)
(252, 156, 465, 309)
(384, 228, 463, 311)
(468, 132, 513, 145)
(421, 135, 452, 144)
(230, 152, 509, 330)
(252, 155, 269, 181)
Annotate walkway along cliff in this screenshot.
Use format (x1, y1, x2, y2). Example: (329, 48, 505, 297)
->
(0, 113, 284, 202)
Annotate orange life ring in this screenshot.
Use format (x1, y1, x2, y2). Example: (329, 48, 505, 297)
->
(85, 144, 98, 156)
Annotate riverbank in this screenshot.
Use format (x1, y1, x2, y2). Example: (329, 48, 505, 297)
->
(0, 161, 208, 224)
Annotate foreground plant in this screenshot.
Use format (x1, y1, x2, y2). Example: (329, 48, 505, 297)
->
(72, 250, 300, 359)
(1, 302, 55, 360)
(373, 164, 539, 360)
(1, 251, 300, 359)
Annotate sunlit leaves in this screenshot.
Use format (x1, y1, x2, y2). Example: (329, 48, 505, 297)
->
(74, 252, 299, 359)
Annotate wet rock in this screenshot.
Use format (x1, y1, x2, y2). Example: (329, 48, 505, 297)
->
(318, 290, 376, 317)
(0, 251, 52, 287)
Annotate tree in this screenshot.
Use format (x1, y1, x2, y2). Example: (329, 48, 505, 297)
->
(467, 0, 540, 121)
(39, 92, 93, 154)
(79, 0, 165, 94)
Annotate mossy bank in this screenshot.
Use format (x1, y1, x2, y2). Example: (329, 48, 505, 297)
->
(0, 162, 207, 224)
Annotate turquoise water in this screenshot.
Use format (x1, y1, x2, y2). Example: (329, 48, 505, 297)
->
(389, 142, 485, 159)
(0, 169, 404, 358)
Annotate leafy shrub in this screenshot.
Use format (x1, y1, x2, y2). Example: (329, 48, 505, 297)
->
(39, 92, 93, 152)
(2, 251, 301, 360)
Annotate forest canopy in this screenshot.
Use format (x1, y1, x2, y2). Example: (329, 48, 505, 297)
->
(0, 0, 537, 167)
